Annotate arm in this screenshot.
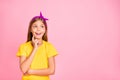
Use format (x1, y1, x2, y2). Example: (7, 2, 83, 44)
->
(27, 56, 56, 76)
(19, 36, 40, 74)
(19, 47, 37, 74)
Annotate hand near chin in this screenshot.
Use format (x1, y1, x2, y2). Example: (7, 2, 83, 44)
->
(32, 36, 39, 48)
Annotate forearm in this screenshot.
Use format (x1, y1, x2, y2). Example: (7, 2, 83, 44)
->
(20, 48, 37, 74)
(28, 68, 55, 76)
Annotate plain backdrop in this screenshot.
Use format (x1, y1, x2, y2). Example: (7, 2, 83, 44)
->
(0, 0, 120, 80)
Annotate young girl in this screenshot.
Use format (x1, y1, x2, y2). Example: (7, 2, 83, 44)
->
(17, 12, 58, 80)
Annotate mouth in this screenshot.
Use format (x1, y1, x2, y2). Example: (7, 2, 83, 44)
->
(35, 32, 42, 36)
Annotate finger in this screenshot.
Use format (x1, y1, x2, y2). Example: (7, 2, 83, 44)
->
(35, 39, 39, 44)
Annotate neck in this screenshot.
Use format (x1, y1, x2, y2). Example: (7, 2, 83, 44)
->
(37, 38, 43, 46)
(37, 38, 42, 42)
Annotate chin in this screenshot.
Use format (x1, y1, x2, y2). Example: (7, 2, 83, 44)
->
(35, 36, 42, 39)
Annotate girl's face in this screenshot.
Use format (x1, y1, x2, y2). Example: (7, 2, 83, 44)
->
(31, 20, 46, 40)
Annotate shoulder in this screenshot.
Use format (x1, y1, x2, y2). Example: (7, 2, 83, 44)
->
(43, 40, 57, 51)
(19, 41, 32, 49)
(43, 40, 58, 57)
(43, 40, 54, 47)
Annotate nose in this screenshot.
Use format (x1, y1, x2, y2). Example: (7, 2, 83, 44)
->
(37, 26, 41, 31)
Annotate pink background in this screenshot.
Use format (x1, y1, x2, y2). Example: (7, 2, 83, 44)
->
(0, 0, 120, 80)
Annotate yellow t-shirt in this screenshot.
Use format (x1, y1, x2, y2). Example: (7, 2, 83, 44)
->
(17, 40, 58, 80)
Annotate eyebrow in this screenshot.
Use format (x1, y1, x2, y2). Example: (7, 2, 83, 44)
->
(32, 24, 45, 26)
(32, 23, 37, 25)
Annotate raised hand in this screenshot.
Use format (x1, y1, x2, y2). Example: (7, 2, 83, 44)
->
(32, 36, 39, 48)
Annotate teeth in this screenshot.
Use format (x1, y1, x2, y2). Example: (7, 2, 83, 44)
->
(36, 33, 41, 35)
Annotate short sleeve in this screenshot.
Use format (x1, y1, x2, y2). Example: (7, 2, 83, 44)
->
(47, 43, 58, 58)
(16, 44, 27, 57)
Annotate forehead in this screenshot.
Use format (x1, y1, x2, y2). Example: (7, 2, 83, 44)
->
(32, 20, 44, 25)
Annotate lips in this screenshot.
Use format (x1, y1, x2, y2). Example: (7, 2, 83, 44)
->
(35, 32, 41, 36)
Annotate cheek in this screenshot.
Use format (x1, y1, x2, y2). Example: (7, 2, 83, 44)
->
(31, 27, 36, 32)
(42, 28, 46, 32)
(43, 29, 46, 33)
(31, 29, 35, 35)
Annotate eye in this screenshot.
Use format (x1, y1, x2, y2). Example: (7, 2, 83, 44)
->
(33, 26, 37, 28)
(41, 26, 44, 28)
